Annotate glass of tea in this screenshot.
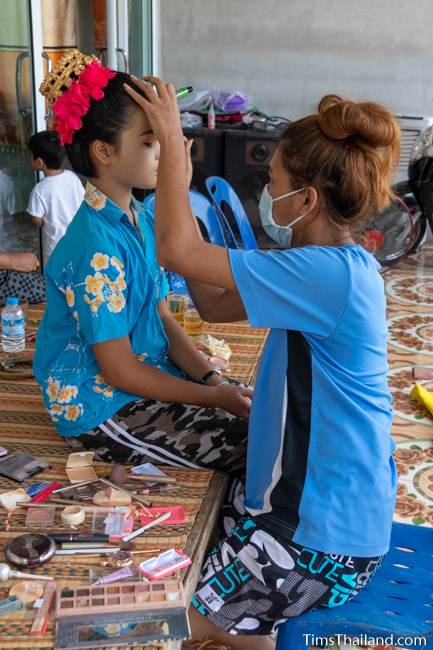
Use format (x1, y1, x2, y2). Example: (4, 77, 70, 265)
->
(183, 299, 204, 340)
(167, 292, 187, 326)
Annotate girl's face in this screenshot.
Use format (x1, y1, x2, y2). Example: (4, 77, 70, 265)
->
(112, 107, 160, 189)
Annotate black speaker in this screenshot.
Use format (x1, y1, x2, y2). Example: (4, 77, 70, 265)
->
(223, 129, 282, 248)
(183, 127, 225, 195)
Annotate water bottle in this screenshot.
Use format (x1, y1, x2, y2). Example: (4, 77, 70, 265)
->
(1, 297, 25, 353)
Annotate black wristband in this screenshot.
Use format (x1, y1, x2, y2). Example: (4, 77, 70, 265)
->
(200, 369, 221, 384)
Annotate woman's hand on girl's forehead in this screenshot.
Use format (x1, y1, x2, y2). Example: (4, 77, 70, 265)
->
(124, 75, 183, 145)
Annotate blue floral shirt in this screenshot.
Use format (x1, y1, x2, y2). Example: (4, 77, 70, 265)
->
(34, 181, 180, 437)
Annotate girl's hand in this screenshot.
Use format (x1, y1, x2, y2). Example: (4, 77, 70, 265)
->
(211, 382, 253, 421)
(124, 75, 183, 146)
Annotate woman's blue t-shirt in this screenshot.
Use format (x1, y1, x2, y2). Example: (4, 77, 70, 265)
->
(34, 182, 180, 437)
(229, 244, 397, 558)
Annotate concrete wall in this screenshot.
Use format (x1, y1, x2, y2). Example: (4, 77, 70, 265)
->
(160, 0, 433, 120)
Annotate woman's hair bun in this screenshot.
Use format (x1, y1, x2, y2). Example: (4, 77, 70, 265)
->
(318, 94, 400, 149)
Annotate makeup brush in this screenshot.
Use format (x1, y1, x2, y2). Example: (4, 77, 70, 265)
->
(0, 563, 53, 582)
(110, 464, 176, 485)
(55, 547, 122, 556)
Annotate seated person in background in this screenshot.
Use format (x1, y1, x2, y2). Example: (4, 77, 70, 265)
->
(0, 251, 45, 305)
(0, 159, 44, 305)
(27, 130, 84, 268)
(0, 159, 38, 255)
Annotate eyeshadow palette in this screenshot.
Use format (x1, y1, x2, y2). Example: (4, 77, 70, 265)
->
(55, 580, 190, 649)
(0, 451, 50, 482)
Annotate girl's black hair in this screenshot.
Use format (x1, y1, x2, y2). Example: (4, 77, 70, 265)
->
(64, 72, 147, 177)
(28, 130, 64, 169)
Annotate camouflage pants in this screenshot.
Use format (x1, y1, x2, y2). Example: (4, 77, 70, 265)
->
(66, 397, 248, 477)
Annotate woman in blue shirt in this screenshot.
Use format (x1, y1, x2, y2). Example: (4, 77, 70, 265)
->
(35, 51, 251, 475)
(125, 79, 400, 649)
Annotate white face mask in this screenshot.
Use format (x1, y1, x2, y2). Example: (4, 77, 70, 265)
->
(259, 185, 307, 247)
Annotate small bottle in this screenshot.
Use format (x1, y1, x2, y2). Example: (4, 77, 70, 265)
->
(1, 297, 25, 353)
(207, 100, 215, 130)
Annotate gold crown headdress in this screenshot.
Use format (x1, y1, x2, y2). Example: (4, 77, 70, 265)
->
(39, 49, 98, 106)
(39, 49, 116, 144)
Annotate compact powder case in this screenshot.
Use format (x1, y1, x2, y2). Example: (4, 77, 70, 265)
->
(5, 533, 55, 567)
(65, 451, 97, 483)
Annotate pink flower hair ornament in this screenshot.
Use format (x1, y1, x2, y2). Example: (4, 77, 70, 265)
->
(53, 61, 116, 144)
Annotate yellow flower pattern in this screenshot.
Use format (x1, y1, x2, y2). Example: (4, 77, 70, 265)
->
(84, 293, 104, 314)
(46, 376, 83, 423)
(65, 287, 75, 308)
(91, 253, 109, 271)
(84, 183, 107, 211)
(93, 385, 114, 399)
(57, 385, 78, 404)
(92, 373, 115, 400)
(82, 251, 127, 316)
(85, 274, 104, 296)
(111, 256, 124, 272)
(64, 405, 81, 421)
(107, 293, 126, 314)
(115, 276, 126, 291)
(46, 377, 60, 402)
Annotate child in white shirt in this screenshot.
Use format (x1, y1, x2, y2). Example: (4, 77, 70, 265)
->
(27, 130, 84, 268)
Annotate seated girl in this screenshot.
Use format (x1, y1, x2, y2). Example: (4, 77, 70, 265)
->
(124, 77, 400, 649)
(34, 50, 251, 476)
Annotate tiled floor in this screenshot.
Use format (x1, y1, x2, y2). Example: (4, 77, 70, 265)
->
(385, 243, 433, 528)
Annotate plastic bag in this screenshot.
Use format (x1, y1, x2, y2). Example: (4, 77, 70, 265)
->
(180, 111, 203, 128)
(178, 87, 254, 115)
(178, 89, 211, 112)
(201, 334, 232, 361)
(213, 90, 252, 113)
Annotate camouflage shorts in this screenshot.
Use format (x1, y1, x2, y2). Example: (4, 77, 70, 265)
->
(66, 396, 248, 477)
(192, 479, 385, 636)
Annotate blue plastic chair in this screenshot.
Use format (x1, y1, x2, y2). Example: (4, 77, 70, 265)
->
(142, 190, 228, 246)
(205, 175, 258, 250)
(142, 190, 230, 294)
(188, 189, 228, 247)
(276, 522, 433, 649)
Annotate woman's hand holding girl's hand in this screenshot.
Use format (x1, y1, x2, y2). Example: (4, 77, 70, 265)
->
(124, 75, 183, 146)
(211, 382, 253, 421)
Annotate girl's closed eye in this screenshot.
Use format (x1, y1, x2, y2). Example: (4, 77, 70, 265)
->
(144, 139, 156, 148)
